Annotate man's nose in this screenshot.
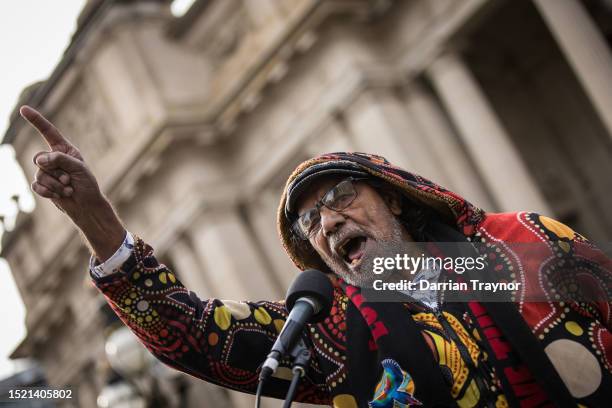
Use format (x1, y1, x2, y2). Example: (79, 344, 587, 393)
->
(320, 206, 346, 237)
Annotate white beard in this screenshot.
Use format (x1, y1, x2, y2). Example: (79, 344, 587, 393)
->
(322, 216, 413, 288)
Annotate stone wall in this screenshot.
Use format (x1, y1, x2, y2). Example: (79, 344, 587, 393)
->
(2, 0, 611, 406)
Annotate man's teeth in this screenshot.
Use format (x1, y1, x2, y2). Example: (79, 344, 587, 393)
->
(336, 237, 366, 264)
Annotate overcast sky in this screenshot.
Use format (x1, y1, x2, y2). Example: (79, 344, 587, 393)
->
(0, 0, 194, 381)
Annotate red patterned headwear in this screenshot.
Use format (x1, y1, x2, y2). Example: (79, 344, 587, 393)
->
(277, 152, 486, 272)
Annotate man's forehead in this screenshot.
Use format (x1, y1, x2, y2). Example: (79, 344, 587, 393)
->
(294, 175, 347, 211)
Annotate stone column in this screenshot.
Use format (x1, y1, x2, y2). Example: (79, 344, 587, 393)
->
(402, 83, 496, 211)
(534, 0, 612, 140)
(344, 89, 452, 185)
(166, 236, 210, 298)
(427, 52, 551, 214)
(246, 189, 299, 290)
(188, 207, 282, 301)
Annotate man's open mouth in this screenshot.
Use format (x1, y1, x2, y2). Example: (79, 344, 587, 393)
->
(336, 236, 368, 268)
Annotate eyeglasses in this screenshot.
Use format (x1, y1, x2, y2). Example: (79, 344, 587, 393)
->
(292, 177, 368, 240)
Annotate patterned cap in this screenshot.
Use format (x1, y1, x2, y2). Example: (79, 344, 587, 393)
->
(284, 160, 370, 220)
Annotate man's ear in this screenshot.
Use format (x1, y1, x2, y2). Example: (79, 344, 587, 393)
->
(382, 190, 402, 216)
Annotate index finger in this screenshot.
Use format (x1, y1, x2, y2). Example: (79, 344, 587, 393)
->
(19, 105, 68, 150)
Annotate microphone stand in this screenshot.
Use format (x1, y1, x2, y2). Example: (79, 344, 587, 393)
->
(282, 339, 311, 408)
(255, 338, 311, 408)
(256, 268, 333, 408)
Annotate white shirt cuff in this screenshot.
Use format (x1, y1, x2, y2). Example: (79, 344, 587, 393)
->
(90, 231, 134, 278)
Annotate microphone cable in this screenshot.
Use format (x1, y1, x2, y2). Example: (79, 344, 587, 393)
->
(255, 379, 265, 408)
(282, 367, 303, 408)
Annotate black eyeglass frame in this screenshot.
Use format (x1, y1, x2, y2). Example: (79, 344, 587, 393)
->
(291, 176, 370, 240)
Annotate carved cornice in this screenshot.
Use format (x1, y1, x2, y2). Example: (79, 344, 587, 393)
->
(2, 0, 173, 146)
(199, 0, 392, 136)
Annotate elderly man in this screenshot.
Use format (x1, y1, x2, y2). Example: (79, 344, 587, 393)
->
(20, 106, 611, 407)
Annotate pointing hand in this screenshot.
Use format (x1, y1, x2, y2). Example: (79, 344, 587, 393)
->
(20, 105, 125, 261)
(21, 105, 103, 222)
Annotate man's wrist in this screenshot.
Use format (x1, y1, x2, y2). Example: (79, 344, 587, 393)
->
(91, 231, 134, 278)
(75, 199, 126, 262)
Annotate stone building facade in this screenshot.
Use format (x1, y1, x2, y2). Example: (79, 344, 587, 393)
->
(2, 0, 612, 406)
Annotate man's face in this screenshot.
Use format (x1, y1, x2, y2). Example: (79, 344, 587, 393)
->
(295, 176, 413, 287)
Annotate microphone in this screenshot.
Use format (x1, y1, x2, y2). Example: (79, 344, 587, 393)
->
(259, 269, 333, 382)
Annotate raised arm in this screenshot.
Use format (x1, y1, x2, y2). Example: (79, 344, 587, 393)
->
(20, 106, 331, 403)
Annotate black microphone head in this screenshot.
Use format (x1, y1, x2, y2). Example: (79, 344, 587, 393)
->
(285, 269, 334, 323)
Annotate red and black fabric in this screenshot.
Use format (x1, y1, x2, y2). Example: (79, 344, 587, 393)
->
(90, 151, 612, 408)
(277, 152, 612, 407)
(341, 284, 457, 407)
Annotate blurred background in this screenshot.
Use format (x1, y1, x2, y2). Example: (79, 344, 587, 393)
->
(1, 0, 611, 406)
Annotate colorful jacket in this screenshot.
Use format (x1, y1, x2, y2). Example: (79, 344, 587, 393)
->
(91, 152, 611, 407)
